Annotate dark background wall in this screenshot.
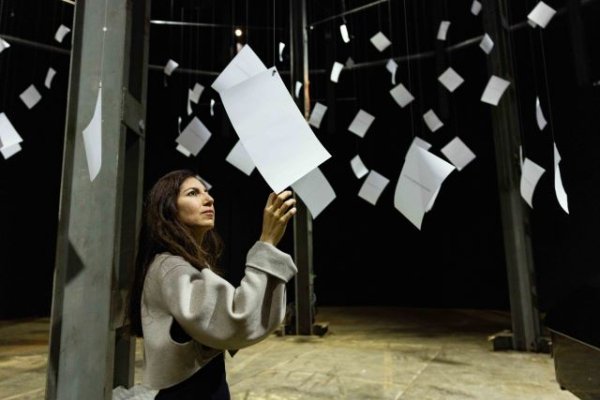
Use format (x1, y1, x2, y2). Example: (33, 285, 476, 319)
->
(0, 1, 598, 332)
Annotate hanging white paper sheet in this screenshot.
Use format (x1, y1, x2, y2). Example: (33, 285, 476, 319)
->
(291, 167, 336, 219)
(471, 0, 482, 15)
(350, 155, 369, 179)
(340, 24, 350, 43)
(175, 117, 212, 156)
(0, 112, 23, 149)
(438, 67, 464, 93)
(394, 143, 455, 230)
(536, 96, 547, 130)
(219, 67, 331, 193)
(389, 83, 415, 108)
(225, 140, 256, 176)
(163, 59, 179, 76)
(520, 158, 546, 208)
(348, 109, 375, 138)
(54, 24, 71, 43)
(370, 31, 391, 52)
(479, 34, 494, 54)
(45, 68, 57, 89)
(527, 1, 556, 28)
(190, 83, 204, 104)
(19, 84, 42, 109)
(0, 38, 10, 53)
(437, 21, 451, 41)
(330, 61, 344, 83)
(211, 45, 266, 93)
(358, 170, 389, 206)
(423, 109, 444, 132)
(308, 102, 328, 129)
(553, 143, 569, 214)
(278, 42, 285, 62)
(295, 81, 303, 98)
(440, 137, 476, 171)
(481, 75, 510, 106)
(386, 59, 398, 85)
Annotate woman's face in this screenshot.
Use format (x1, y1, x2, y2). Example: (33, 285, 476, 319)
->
(176, 177, 215, 235)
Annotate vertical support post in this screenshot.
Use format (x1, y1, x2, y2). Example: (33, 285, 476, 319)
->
(46, 0, 150, 398)
(289, 0, 313, 335)
(481, 0, 543, 351)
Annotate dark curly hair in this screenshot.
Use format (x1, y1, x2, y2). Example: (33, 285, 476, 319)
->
(128, 169, 223, 337)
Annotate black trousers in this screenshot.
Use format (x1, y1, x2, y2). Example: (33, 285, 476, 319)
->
(155, 353, 230, 400)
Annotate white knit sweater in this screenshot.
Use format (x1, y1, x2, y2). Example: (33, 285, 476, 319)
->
(140, 241, 297, 389)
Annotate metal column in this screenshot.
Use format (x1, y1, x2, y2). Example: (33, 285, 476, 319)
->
(481, 0, 544, 351)
(46, 0, 150, 398)
(289, 0, 314, 335)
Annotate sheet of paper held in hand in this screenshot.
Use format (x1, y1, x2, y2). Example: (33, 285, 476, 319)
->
(213, 46, 331, 193)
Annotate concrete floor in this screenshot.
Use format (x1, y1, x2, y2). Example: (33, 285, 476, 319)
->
(0, 307, 577, 400)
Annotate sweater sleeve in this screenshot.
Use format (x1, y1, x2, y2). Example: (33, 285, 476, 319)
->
(159, 241, 297, 350)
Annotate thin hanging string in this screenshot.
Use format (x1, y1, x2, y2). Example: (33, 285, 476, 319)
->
(272, 0, 276, 64)
(386, 0, 394, 57)
(538, 32, 556, 145)
(0, 0, 8, 109)
(442, 0, 460, 143)
(403, 0, 415, 138)
(97, 0, 110, 89)
(245, 0, 249, 46)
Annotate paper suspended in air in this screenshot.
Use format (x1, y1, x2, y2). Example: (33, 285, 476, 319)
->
(394, 140, 455, 230)
(479, 34, 494, 54)
(390, 83, 415, 108)
(423, 109, 444, 132)
(340, 24, 350, 43)
(520, 158, 545, 208)
(0, 38, 10, 53)
(295, 81, 302, 98)
(438, 67, 464, 93)
(291, 167, 336, 219)
(358, 170, 389, 206)
(536, 96, 547, 130)
(0, 113, 23, 160)
(210, 99, 215, 116)
(348, 109, 375, 138)
(527, 1, 556, 28)
(308, 102, 328, 129)
(350, 155, 369, 179)
(471, 0, 482, 15)
(175, 117, 212, 156)
(45, 68, 57, 89)
(216, 57, 331, 194)
(386, 59, 398, 85)
(437, 21, 451, 41)
(330, 61, 344, 83)
(481, 75, 510, 106)
(163, 59, 179, 76)
(19, 84, 42, 109)
(553, 143, 569, 214)
(54, 25, 71, 43)
(278, 42, 285, 62)
(370, 31, 391, 52)
(211, 45, 266, 94)
(440, 137, 476, 171)
(225, 140, 256, 176)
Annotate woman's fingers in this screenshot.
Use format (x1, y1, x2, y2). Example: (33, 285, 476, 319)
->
(270, 190, 293, 210)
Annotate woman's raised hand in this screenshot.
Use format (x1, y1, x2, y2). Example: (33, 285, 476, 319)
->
(259, 190, 297, 246)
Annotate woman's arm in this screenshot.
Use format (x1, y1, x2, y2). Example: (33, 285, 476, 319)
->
(159, 241, 297, 350)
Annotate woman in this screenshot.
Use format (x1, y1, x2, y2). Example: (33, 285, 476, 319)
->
(127, 169, 297, 399)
